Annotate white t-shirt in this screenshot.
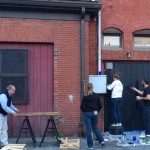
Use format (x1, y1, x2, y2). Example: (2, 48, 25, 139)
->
(107, 80, 123, 98)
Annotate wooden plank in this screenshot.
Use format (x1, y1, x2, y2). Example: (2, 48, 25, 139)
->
(4, 146, 25, 149)
(1, 147, 26, 150)
(2, 144, 26, 150)
(3, 148, 25, 149)
(60, 143, 80, 149)
(6, 144, 26, 146)
(17, 112, 60, 117)
(59, 138, 80, 149)
(60, 144, 79, 149)
(3, 145, 26, 148)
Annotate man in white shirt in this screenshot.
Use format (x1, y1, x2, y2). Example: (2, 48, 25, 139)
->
(0, 85, 21, 148)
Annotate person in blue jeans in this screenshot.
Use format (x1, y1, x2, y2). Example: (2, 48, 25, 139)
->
(107, 73, 123, 126)
(80, 83, 105, 150)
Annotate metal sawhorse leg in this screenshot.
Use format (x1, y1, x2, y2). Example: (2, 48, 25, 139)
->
(39, 116, 60, 147)
(16, 116, 36, 147)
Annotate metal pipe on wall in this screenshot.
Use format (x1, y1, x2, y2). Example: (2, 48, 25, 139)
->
(79, 7, 86, 131)
(98, 11, 102, 75)
(81, 7, 85, 97)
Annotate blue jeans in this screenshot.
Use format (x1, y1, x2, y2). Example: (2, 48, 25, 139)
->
(144, 106, 150, 135)
(83, 112, 104, 148)
(111, 98, 121, 124)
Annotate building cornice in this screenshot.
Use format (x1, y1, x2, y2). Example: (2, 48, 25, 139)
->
(0, 0, 101, 16)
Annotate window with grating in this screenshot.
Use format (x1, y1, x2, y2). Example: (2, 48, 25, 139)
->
(0, 49, 29, 104)
(102, 28, 123, 50)
(133, 29, 150, 50)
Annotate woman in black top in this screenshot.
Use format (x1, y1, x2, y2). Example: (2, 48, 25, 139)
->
(80, 83, 105, 150)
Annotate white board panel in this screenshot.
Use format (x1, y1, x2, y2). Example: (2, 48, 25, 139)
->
(89, 75, 107, 94)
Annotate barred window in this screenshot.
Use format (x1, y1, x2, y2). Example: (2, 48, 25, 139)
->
(102, 28, 123, 50)
(133, 30, 150, 49)
(0, 49, 29, 104)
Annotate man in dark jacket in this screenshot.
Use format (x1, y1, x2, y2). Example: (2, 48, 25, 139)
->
(0, 85, 21, 148)
(80, 83, 105, 150)
(131, 77, 150, 136)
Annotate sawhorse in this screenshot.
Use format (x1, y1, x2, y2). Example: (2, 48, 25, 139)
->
(16, 116, 36, 147)
(39, 116, 60, 147)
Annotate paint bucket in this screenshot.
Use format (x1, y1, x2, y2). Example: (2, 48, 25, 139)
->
(122, 134, 126, 142)
(146, 135, 150, 144)
(132, 136, 136, 142)
(139, 136, 146, 145)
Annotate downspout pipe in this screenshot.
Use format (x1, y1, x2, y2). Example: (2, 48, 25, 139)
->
(79, 7, 85, 131)
(81, 7, 85, 97)
(98, 11, 102, 75)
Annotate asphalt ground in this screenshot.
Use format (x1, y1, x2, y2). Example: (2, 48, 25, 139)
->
(7, 135, 150, 150)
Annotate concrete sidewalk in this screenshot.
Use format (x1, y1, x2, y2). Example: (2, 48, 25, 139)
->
(8, 136, 150, 150)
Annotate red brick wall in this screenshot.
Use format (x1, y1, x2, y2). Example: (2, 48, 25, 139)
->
(101, 0, 150, 61)
(89, 0, 150, 132)
(89, 18, 98, 75)
(0, 18, 90, 136)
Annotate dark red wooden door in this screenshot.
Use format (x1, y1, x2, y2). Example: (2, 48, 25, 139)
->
(0, 43, 54, 137)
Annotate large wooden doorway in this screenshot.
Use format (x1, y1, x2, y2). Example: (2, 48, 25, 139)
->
(0, 43, 54, 137)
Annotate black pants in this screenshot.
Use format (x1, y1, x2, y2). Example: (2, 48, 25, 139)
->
(144, 106, 150, 135)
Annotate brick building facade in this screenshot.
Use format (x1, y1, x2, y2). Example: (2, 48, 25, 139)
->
(0, 0, 101, 137)
(0, 0, 149, 137)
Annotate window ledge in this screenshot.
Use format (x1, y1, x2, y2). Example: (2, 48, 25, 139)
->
(133, 47, 150, 51)
(102, 47, 123, 51)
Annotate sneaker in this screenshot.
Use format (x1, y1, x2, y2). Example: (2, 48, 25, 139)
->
(101, 141, 105, 147)
(116, 123, 122, 126)
(89, 147, 93, 150)
(111, 123, 116, 126)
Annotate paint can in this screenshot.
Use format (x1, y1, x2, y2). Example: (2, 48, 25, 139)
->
(132, 136, 136, 142)
(122, 134, 126, 142)
(146, 135, 150, 144)
(139, 136, 146, 144)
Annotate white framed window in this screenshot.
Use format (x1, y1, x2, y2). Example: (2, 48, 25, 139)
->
(104, 35, 120, 46)
(102, 28, 123, 50)
(133, 30, 150, 50)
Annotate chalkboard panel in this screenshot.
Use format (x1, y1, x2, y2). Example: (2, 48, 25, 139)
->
(89, 75, 107, 94)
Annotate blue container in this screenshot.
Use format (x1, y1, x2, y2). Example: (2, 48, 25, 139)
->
(133, 136, 136, 142)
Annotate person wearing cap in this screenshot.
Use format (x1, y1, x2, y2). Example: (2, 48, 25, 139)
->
(0, 85, 21, 148)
